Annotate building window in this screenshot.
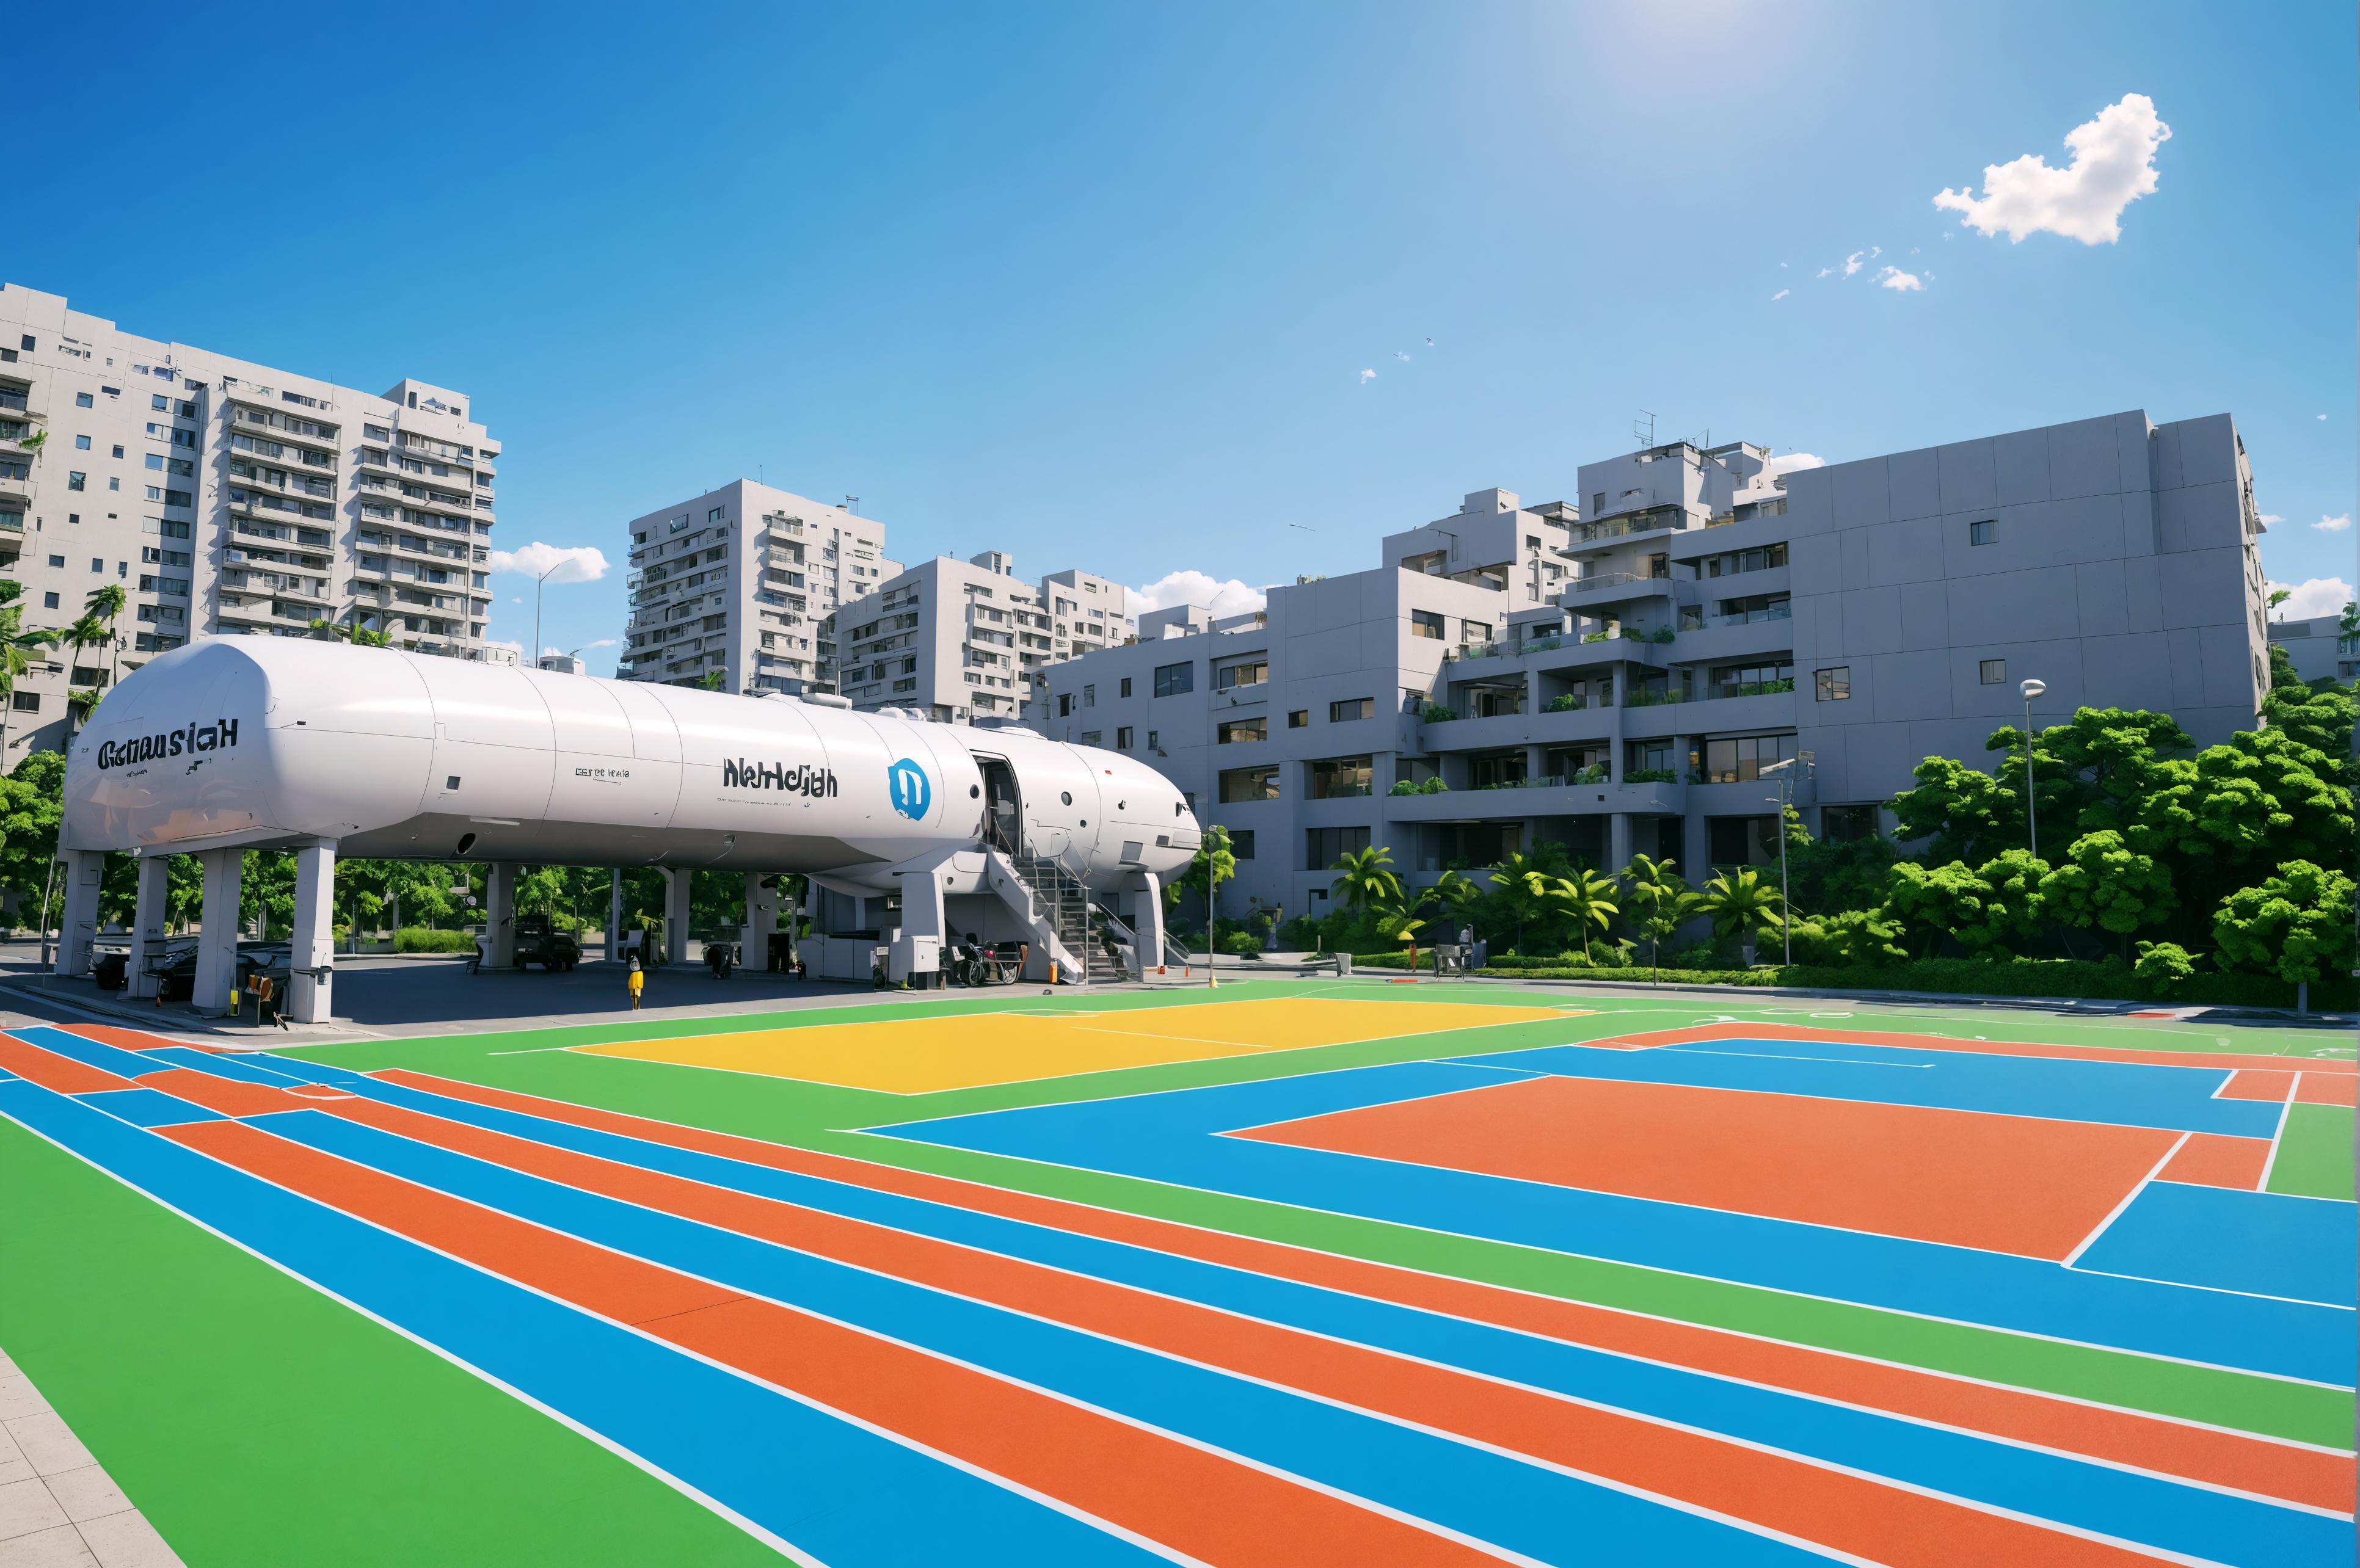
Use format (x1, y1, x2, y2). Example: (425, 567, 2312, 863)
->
(1216, 660, 1267, 691)
(1115, 726, 1134, 750)
(1218, 717, 1266, 744)
(1082, 683, 1096, 707)
(1307, 755, 1374, 799)
(1979, 658, 2006, 684)
(1287, 710, 1309, 728)
(1080, 730, 1101, 746)
(1410, 609, 1445, 640)
(12, 692, 37, 712)
(68, 471, 86, 490)
(1328, 697, 1374, 722)
(1229, 829, 1256, 860)
(74, 435, 90, 450)
(1146, 730, 1157, 750)
(1814, 666, 1851, 701)
(1590, 492, 1604, 512)
(42, 593, 58, 608)
(75, 393, 93, 408)
(1120, 677, 1132, 697)
(1154, 661, 1193, 697)
(1218, 765, 1280, 804)
(1969, 519, 1995, 546)
(1307, 825, 1370, 869)
(1057, 692, 1073, 717)
(1821, 804, 1881, 841)
(1466, 750, 1525, 789)
(1700, 733, 1797, 784)
(1708, 661, 1792, 699)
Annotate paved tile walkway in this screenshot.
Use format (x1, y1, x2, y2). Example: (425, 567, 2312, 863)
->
(0, 1350, 183, 1568)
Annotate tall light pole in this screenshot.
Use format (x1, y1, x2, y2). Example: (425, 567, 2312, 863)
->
(533, 561, 561, 664)
(2019, 678, 2047, 860)
(1760, 753, 1813, 967)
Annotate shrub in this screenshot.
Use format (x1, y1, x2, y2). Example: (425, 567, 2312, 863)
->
(394, 927, 476, 954)
(1220, 931, 1261, 956)
(1419, 703, 1457, 724)
(2132, 941, 2196, 990)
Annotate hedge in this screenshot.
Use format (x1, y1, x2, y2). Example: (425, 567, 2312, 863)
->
(393, 927, 478, 954)
(1347, 950, 2353, 1011)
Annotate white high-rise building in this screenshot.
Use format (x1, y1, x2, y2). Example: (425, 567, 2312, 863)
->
(617, 481, 899, 694)
(0, 282, 502, 760)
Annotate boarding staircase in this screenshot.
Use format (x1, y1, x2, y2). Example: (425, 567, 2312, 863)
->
(981, 846, 1094, 984)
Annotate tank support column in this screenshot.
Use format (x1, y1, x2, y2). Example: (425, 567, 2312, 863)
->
(663, 869, 691, 964)
(193, 848, 244, 1013)
(127, 854, 172, 999)
(288, 841, 337, 1023)
(607, 869, 623, 962)
(1121, 870, 1165, 976)
(52, 849, 102, 979)
(483, 862, 519, 968)
(743, 874, 779, 971)
(890, 869, 945, 985)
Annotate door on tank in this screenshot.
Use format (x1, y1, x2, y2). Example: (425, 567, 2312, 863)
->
(977, 755, 1024, 855)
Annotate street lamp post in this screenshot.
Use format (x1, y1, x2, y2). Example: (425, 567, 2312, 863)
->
(2019, 678, 2047, 860)
(1759, 753, 1814, 967)
(533, 562, 561, 665)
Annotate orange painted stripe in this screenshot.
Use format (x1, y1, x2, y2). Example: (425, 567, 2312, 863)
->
(318, 1090, 2169, 1567)
(64, 1023, 213, 1056)
(137, 1068, 337, 1120)
(1603, 1022, 2356, 1076)
(0, 1036, 136, 1094)
(158, 1117, 1496, 1568)
(2296, 1074, 2357, 1107)
(2220, 1070, 2296, 1103)
(2158, 1134, 2272, 1192)
(377, 1068, 2357, 1514)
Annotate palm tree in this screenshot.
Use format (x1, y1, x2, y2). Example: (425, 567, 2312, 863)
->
(1328, 844, 1404, 915)
(1374, 900, 1428, 968)
(1428, 868, 1484, 944)
(1487, 849, 1556, 953)
(0, 591, 60, 760)
(309, 617, 393, 648)
(1695, 866, 1785, 965)
(1527, 868, 1619, 965)
(82, 584, 126, 687)
(1621, 853, 1694, 984)
(58, 610, 111, 732)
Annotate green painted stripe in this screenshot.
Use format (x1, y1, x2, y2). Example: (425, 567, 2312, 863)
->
(2267, 1103, 2357, 1202)
(0, 1115, 783, 1568)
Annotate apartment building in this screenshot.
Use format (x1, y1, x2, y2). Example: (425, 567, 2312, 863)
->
(834, 553, 1138, 722)
(616, 482, 899, 694)
(1035, 412, 2271, 917)
(0, 282, 501, 760)
(2268, 611, 2359, 686)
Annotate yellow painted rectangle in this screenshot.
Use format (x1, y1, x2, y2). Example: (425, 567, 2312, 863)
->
(572, 996, 1570, 1094)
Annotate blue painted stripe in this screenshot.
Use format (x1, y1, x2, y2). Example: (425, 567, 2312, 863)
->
(1446, 1040, 2279, 1137)
(290, 1067, 2353, 1567)
(2078, 1183, 2358, 1308)
(75, 1087, 225, 1128)
(139, 1047, 315, 1086)
(3, 1025, 177, 1082)
(0, 1079, 1165, 1568)
(872, 1062, 2356, 1387)
(253, 1104, 1828, 1566)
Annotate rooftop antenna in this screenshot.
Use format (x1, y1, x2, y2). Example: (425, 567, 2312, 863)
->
(1633, 409, 1656, 449)
(843, 495, 859, 514)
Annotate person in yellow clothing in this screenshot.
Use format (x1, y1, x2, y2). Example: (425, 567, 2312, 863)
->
(627, 954, 644, 1010)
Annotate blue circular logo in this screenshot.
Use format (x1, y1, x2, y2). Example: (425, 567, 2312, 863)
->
(886, 757, 931, 820)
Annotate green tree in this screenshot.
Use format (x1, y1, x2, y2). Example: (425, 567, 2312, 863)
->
(1328, 843, 1404, 915)
(82, 583, 128, 688)
(1885, 853, 2048, 957)
(1888, 755, 2024, 864)
(1790, 907, 1907, 968)
(2127, 727, 2354, 918)
(1173, 823, 1238, 932)
(1527, 868, 1619, 965)
(1372, 900, 1428, 967)
(0, 750, 65, 923)
(1779, 805, 1896, 916)
(696, 670, 726, 692)
(2132, 940, 2196, 991)
(1427, 869, 1484, 938)
(1693, 866, 1784, 961)
(0, 589, 61, 759)
(1619, 853, 1693, 982)
(2036, 830, 2176, 954)
(2212, 860, 2356, 992)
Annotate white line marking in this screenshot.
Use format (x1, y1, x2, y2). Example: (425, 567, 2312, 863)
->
(2061, 1133, 2190, 1269)
(1658, 1047, 1932, 1070)
(2257, 1074, 2300, 1194)
(487, 1045, 589, 1056)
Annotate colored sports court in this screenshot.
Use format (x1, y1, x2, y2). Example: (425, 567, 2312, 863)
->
(0, 981, 2351, 1564)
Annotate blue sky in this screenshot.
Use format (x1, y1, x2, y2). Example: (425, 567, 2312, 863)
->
(11, 2, 2353, 668)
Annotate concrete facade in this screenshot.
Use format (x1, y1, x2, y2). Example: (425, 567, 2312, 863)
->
(616, 481, 899, 694)
(0, 281, 502, 762)
(1033, 412, 2271, 916)
(834, 553, 1138, 723)
(2268, 611, 2359, 686)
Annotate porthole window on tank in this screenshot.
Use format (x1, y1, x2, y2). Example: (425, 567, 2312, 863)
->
(969, 784, 980, 797)
(1061, 791, 1073, 805)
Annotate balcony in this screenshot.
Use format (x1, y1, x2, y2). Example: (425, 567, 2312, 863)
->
(0, 387, 44, 421)
(1565, 505, 1688, 550)
(1384, 777, 1686, 822)
(1564, 571, 1675, 600)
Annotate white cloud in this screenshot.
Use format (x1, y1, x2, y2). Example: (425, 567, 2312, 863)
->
(2257, 513, 2284, 526)
(1768, 452, 1826, 475)
(1841, 250, 1866, 277)
(2318, 413, 2329, 421)
(2267, 577, 2354, 619)
(1771, 288, 1790, 300)
(486, 541, 610, 583)
(1132, 570, 1267, 618)
(1934, 93, 2171, 245)
(1393, 351, 1411, 361)
(2314, 514, 2351, 534)
(1868, 246, 1882, 260)
(1358, 368, 1375, 383)
(1876, 266, 1925, 292)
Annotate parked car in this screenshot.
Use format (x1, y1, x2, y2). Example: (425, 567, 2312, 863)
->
(512, 913, 581, 972)
(126, 939, 293, 1001)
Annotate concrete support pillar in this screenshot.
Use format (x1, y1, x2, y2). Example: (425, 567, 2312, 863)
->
(890, 869, 945, 984)
(288, 843, 337, 1023)
(1683, 810, 1712, 884)
(607, 868, 623, 962)
(486, 862, 519, 968)
(193, 848, 244, 1012)
(663, 868, 691, 964)
(53, 849, 103, 979)
(1608, 813, 1633, 875)
(128, 854, 172, 999)
(743, 874, 780, 970)
(1124, 870, 1165, 974)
